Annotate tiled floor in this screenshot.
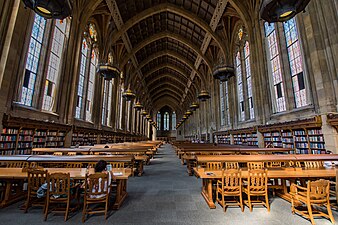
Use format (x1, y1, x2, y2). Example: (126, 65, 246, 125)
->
(0, 144, 337, 225)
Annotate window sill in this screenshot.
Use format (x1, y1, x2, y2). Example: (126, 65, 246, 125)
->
(11, 102, 60, 119)
(269, 105, 315, 122)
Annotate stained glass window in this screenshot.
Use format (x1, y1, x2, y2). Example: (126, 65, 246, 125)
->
(236, 51, 245, 121)
(42, 19, 67, 111)
(157, 112, 161, 130)
(75, 38, 88, 118)
(220, 82, 225, 126)
(244, 41, 254, 119)
(284, 18, 307, 108)
(89, 23, 97, 42)
(172, 112, 176, 130)
(264, 22, 286, 112)
(86, 49, 97, 121)
(164, 112, 169, 130)
(21, 14, 46, 106)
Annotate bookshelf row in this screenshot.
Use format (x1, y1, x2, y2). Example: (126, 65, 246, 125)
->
(262, 128, 325, 154)
(0, 127, 66, 155)
(216, 132, 258, 146)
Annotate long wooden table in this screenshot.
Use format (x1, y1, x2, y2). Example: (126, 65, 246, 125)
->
(0, 155, 146, 177)
(0, 167, 132, 209)
(193, 167, 338, 209)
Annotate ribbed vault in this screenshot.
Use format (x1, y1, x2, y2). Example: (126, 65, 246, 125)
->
(86, 0, 250, 119)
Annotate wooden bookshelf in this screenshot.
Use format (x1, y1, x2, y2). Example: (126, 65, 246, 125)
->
(327, 113, 338, 131)
(258, 116, 326, 154)
(215, 131, 230, 144)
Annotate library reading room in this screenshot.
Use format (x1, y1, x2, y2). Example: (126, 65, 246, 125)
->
(0, 0, 337, 224)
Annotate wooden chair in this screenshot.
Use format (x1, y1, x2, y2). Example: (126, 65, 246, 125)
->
(289, 161, 302, 168)
(67, 152, 77, 156)
(6, 161, 29, 168)
(44, 172, 79, 221)
(205, 162, 223, 171)
(243, 169, 270, 212)
(111, 162, 125, 168)
(216, 169, 243, 212)
(291, 179, 335, 225)
(82, 173, 110, 222)
(304, 161, 324, 168)
(265, 161, 283, 168)
(265, 161, 284, 195)
(225, 162, 239, 170)
(53, 152, 63, 156)
(247, 162, 265, 170)
(24, 169, 47, 213)
(87, 162, 96, 168)
(66, 162, 83, 168)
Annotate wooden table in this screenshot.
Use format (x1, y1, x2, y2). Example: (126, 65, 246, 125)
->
(0, 167, 131, 209)
(193, 167, 338, 209)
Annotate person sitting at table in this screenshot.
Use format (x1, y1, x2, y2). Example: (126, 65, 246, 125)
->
(90, 160, 113, 198)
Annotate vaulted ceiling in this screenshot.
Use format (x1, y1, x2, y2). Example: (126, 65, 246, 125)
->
(85, 0, 259, 116)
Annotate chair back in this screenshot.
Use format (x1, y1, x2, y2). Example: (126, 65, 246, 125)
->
(225, 162, 239, 170)
(67, 152, 76, 156)
(66, 162, 83, 168)
(221, 169, 241, 194)
(265, 161, 283, 168)
(247, 162, 264, 170)
(84, 173, 109, 198)
(111, 162, 125, 168)
(6, 161, 29, 168)
(53, 152, 63, 156)
(46, 172, 71, 198)
(205, 162, 223, 171)
(304, 161, 324, 168)
(288, 161, 301, 167)
(307, 179, 330, 201)
(27, 169, 48, 193)
(247, 169, 268, 194)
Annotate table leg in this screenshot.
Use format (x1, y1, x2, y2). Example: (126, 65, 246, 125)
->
(138, 161, 144, 177)
(201, 178, 216, 209)
(0, 180, 25, 208)
(113, 179, 128, 209)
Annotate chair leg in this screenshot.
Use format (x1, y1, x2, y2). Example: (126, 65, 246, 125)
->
(265, 193, 270, 212)
(105, 198, 109, 220)
(306, 201, 315, 225)
(82, 201, 86, 223)
(240, 193, 244, 212)
(24, 193, 30, 213)
(291, 197, 295, 214)
(326, 201, 335, 224)
(44, 199, 49, 221)
(248, 195, 252, 212)
(64, 199, 70, 222)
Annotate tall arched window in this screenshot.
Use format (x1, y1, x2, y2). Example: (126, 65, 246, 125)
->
(164, 112, 169, 130)
(42, 19, 67, 111)
(244, 41, 254, 119)
(86, 49, 97, 121)
(75, 38, 88, 118)
(236, 51, 245, 121)
(264, 23, 286, 113)
(157, 112, 161, 130)
(21, 14, 46, 106)
(283, 18, 307, 108)
(172, 112, 176, 130)
(102, 80, 113, 126)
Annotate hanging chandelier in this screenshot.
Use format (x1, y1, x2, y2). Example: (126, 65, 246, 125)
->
(185, 110, 193, 116)
(213, 65, 235, 82)
(260, 0, 311, 23)
(198, 90, 211, 101)
(134, 101, 143, 111)
(97, 64, 121, 80)
(22, 0, 72, 19)
(190, 102, 199, 111)
(122, 89, 136, 101)
(141, 110, 148, 116)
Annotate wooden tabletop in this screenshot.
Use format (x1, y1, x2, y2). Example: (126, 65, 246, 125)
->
(196, 154, 338, 163)
(27, 155, 135, 162)
(194, 167, 337, 179)
(0, 168, 131, 179)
